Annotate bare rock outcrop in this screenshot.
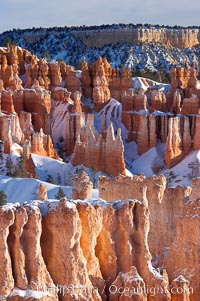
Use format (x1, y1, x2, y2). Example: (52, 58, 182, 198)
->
(21, 206, 55, 291)
(23, 140, 36, 178)
(181, 95, 200, 114)
(31, 129, 58, 159)
(65, 66, 82, 98)
(1, 91, 15, 115)
(71, 123, 126, 177)
(99, 173, 199, 300)
(72, 170, 93, 200)
(109, 68, 121, 101)
(109, 266, 147, 300)
(73, 27, 200, 49)
(37, 184, 48, 200)
(193, 116, 200, 149)
(77, 203, 106, 300)
(0, 206, 15, 296)
(149, 90, 167, 112)
(0, 180, 199, 301)
(134, 91, 147, 111)
(8, 207, 28, 290)
(81, 60, 92, 99)
(41, 201, 102, 301)
(171, 276, 191, 301)
(164, 117, 184, 168)
(137, 114, 156, 155)
(92, 58, 111, 111)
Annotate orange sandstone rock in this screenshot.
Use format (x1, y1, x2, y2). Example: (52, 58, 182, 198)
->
(37, 183, 48, 200)
(72, 170, 93, 200)
(120, 68, 133, 95)
(137, 114, 156, 155)
(41, 200, 102, 301)
(8, 207, 28, 290)
(12, 90, 24, 114)
(80, 60, 92, 99)
(193, 116, 200, 149)
(31, 129, 58, 159)
(0, 206, 15, 296)
(21, 205, 56, 295)
(19, 112, 34, 140)
(3, 118, 13, 154)
(109, 266, 147, 301)
(49, 62, 62, 87)
(77, 203, 106, 300)
(65, 65, 82, 98)
(149, 90, 167, 112)
(1, 90, 15, 114)
(109, 68, 121, 101)
(92, 59, 111, 111)
(69, 91, 82, 114)
(170, 90, 182, 114)
(71, 123, 126, 177)
(164, 117, 184, 168)
(134, 91, 147, 111)
(171, 276, 191, 301)
(23, 140, 35, 178)
(181, 95, 200, 115)
(183, 116, 192, 154)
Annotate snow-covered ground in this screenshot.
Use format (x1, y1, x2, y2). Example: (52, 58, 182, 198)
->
(0, 147, 102, 203)
(1, 140, 199, 204)
(132, 77, 171, 93)
(125, 139, 200, 186)
(0, 176, 72, 204)
(1, 26, 200, 72)
(162, 150, 200, 187)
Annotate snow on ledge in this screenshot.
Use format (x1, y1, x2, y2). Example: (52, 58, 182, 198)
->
(9, 287, 51, 299)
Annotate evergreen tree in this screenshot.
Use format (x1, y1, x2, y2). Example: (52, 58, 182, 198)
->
(0, 190, 7, 206)
(5, 156, 14, 176)
(46, 174, 55, 184)
(55, 187, 66, 200)
(0, 141, 3, 164)
(56, 173, 61, 185)
(0, 141, 3, 172)
(2, 37, 11, 47)
(13, 155, 26, 177)
(56, 136, 65, 159)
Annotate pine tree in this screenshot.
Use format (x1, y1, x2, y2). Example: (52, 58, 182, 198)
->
(56, 136, 65, 159)
(56, 173, 61, 185)
(0, 190, 7, 206)
(0, 141, 3, 164)
(2, 37, 11, 47)
(13, 155, 26, 178)
(5, 156, 14, 176)
(46, 174, 55, 184)
(55, 187, 66, 200)
(0, 141, 3, 172)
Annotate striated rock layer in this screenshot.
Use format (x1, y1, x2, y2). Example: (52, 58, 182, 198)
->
(71, 122, 126, 177)
(72, 27, 200, 48)
(1, 176, 199, 300)
(99, 174, 199, 300)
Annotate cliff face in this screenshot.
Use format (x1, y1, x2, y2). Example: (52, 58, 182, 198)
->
(2, 44, 200, 173)
(72, 27, 200, 48)
(71, 122, 126, 177)
(98, 174, 199, 301)
(0, 174, 198, 300)
(0, 198, 167, 300)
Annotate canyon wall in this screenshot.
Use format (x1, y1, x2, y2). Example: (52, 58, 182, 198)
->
(98, 174, 200, 301)
(71, 121, 126, 177)
(72, 27, 200, 48)
(1, 45, 200, 173)
(1, 184, 197, 301)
